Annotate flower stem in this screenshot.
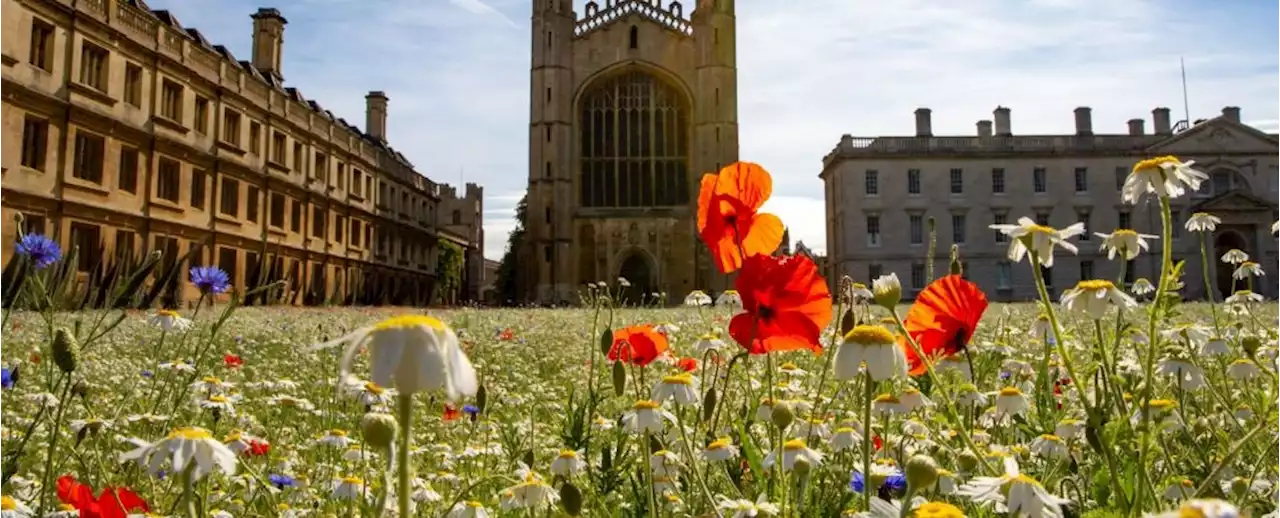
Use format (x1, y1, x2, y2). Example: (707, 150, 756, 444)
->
(396, 393, 413, 516)
(1132, 196, 1174, 517)
(1198, 234, 1222, 334)
(35, 373, 71, 517)
(860, 372, 873, 512)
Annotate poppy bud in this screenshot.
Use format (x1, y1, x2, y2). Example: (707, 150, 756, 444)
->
(956, 451, 979, 473)
(599, 328, 613, 356)
(70, 380, 88, 399)
(360, 412, 398, 450)
(949, 245, 963, 276)
(1229, 477, 1249, 498)
(523, 450, 536, 468)
(770, 401, 794, 430)
(560, 482, 583, 516)
(475, 383, 488, 414)
(52, 327, 80, 373)
(611, 361, 626, 397)
(905, 454, 939, 489)
(839, 309, 855, 335)
(1242, 336, 1261, 357)
(701, 387, 717, 422)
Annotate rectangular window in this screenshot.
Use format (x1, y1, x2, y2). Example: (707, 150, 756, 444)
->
(20, 213, 47, 237)
(910, 263, 925, 290)
(249, 122, 262, 154)
(78, 41, 108, 91)
(993, 213, 1008, 243)
(335, 215, 345, 243)
(352, 169, 363, 196)
(351, 219, 362, 247)
(269, 193, 285, 228)
(21, 115, 48, 171)
(314, 153, 328, 182)
(869, 263, 882, 281)
(194, 96, 209, 133)
(864, 170, 879, 195)
(866, 215, 881, 247)
(290, 200, 302, 233)
(293, 142, 304, 172)
(1118, 210, 1131, 229)
(222, 110, 241, 146)
(951, 214, 966, 244)
(246, 187, 260, 223)
(1033, 167, 1047, 193)
(907, 169, 921, 194)
(72, 131, 105, 184)
(991, 168, 1005, 193)
(1171, 210, 1181, 239)
(117, 147, 138, 193)
(909, 214, 923, 244)
(271, 131, 286, 163)
(160, 79, 183, 121)
(219, 177, 239, 217)
(1115, 166, 1127, 190)
(997, 261, 1012, 289)
(218, 247, 238, 283)
(69, 221, 101, 272)
(1078, 211, 1091, 241)
(29, 19, 54, 71)
(949, 168, 963, 194)
(451, 210, 462, 225)
(1124, 259, 1135, 281)
(1081, 260, 1094, 281)
(1041, 265, 1054, 288)
(312, 206, 326, 238)
(124, 63, 143, 107)
(190, 169, 206, 210)
(115, 229, 135, 259)
(1036, 212, 1050, 227)
(336, 164, 346, 189)
(1074, 167, 1088, 192)
(156, 158, 180, 202)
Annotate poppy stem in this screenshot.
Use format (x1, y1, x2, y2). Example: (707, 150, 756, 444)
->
(860, 371, 873, 512)
(395, 393, 413, 516)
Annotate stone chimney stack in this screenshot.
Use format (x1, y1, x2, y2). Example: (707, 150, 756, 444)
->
(1073, 106, 1093, 136)
(1127, 118, 1145, 136)
(993, 106, 1011, 136)
(1221, 106, 1241, 123)
(1153, 107, 1172, 135)
(365, 91, 389, 142)
(977, 120, 993, 137)
(250, 8, 287, 81)
(914, 108, 932, 137)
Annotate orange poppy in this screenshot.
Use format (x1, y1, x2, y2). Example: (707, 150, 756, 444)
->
(697, 162, 786, 273)
(676, 357, 698, 372)
(899, 274, 988, 376)
(728, 254, 832, 355)
(608, 324, 669, 366)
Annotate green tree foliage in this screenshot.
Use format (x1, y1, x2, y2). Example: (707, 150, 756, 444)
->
(435, 238, 465, 305)
(494, 194, 527, 305)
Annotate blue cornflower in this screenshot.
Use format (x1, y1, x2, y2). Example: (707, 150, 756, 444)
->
(999, 371, 1012, 380)
(849, 470, 906, 493)
(269, 473, 296, 489)
(189, 266, 231, 294)
(16, 234, 61, 269)
(141, 370, 154, 379)
(463, 404, 480, 415)
(1, 367, 13, 389)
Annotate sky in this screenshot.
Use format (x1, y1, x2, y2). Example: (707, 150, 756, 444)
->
(145, 0, 1279, 260)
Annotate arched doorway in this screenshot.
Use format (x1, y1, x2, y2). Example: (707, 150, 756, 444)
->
(1215, 230, 1248, 299)
(617, 251, 654, 306)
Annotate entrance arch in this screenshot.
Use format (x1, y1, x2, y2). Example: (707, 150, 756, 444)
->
(617, 249, 656, 306)
(1214, 230, 1249, 299)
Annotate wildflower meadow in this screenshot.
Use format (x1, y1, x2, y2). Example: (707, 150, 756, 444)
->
(1, 157, 1277, 518)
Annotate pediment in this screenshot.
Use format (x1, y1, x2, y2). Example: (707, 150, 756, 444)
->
(576, 0, 692, 38)
(1147, 118, 1280, 155)
(1190, 190, 1278, 213)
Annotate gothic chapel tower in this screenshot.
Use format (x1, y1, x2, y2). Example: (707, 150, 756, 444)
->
(526, 0, 739, 304)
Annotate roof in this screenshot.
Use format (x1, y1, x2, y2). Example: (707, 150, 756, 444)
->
(575, 0, 692, 38)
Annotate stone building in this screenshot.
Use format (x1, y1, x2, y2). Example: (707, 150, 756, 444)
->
(437, 182, 485, 302)
(523, 0, 739, 304)
(822, 105, 1279, 302)
(1, 0, 484, 306)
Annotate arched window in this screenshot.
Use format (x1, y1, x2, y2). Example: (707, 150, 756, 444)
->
(629, 25, 638, 49)
(578, 71, 689, 208)
(1197, 169, 1250, 198)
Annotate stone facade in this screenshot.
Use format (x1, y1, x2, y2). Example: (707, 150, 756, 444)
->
(1, 0, 484, 306)
(438, 182, 485, 302)
(822, 106, 1279, 302)
(523, 0, 738, 305)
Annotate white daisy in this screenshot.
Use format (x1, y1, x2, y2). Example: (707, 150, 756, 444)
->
(312, 315, 477, 400)
(716, 290, 742, 309)
(621, 400, 674, 434)
(684, 290, 712, 306)
(835, 325, 906, 381)
(957, 457, 1068, 518)
(1060, 279, 1138, 320)
(148, 309, 193, 331)
(1147, 499, 1239, 518)
(989, 217, 1086, 266)
(1220, 249, 1249, 265)
(652, 373, 700, 406)
(1121, 156, 1208, 203)
(1095, 229, 1157, 260)
(763, 438, 823, 472)
(446, 501, 490, 518)
(1232, 262, 1263, 281)
(1185, 212, 1221, 233)
(702, 437, 740, 462)
(549, 449, 585, 477)
(995, 386, 1031, 417)
(119, 427, 238, 481)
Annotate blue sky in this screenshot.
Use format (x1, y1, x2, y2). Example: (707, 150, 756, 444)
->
(146, 0, 1279, 260)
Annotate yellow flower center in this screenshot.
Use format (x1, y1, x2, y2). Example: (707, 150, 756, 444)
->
(341, 476, 364, 485)
(207, 395, 228, 403)
(1234, 290, 1252, 296)
(1149, 399, 1177, 411)
(1026, 224, 1055, 234)
(158, 309, 180, 318)
(1230, 359, 1253, 366)
(168, 427, 213, 440)
(874, 394, 900, 404)
(466, 501, 484, 507)
(1076, 279, 1116, 291)
(759, 398, 776, 406)
(1179, 504, 1207, 518)
(224, 431, 243, 442)
(364, 382, 384, 395)
(1240, 261, 1258, 268)
(1039, 434, 1061, 442)
(1180, 479, 1194, 487)
(1132, 155, 1182, 174)
(329, 429, 348, 437)
(959, 383, 978, 392)
(558, 449, 578, 458)
(836, 427, 856, 434)
(1, 496, 15, 510)
(852, 282, 868, 290)
(723, 290, 738, 295)
(903, 389, 920, 396)
(707, 437, 731, 450)
(202, 376, 221, 384)
(278, 503, 292, 510)
(782, 439, 808, 451)
(1011, 473, 1042, 487)
(1112, 229, 1138, 238)
(373, 315, 447, 331)
(661, 374, 693, 386)
(998, 386, 1023, 397)
(913, 501, 965, 518)
(60, 503, 78, 511)
(845, 325, 895, 346)
(633, 400, 660, 410)
(780, 361, 799, 371)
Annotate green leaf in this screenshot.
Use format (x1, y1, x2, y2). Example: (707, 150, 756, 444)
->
(736, 418, 765, 480)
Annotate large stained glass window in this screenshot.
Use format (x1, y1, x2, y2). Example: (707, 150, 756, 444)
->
(579, 71, 689, 208)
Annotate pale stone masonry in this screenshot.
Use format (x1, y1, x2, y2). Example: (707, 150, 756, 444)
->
(524, 0, 739, 304)
(1, 0, 484, 305)
(822, 106, 1279, 302)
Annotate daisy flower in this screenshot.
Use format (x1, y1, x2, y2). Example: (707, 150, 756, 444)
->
(835, 325, 906, 381)
(120, 426, 238, 480)
(312, 315, 477, 399)
(621, 400, 674, 434)
(764, 439, 823, 472)
(1184, 212, 1220, 232)
(702, 437, 740, 462)
(446, 501, 490, 518)
(1226, 359, 1261, 381)
(1030, 434, 1069, 459)
(148, 309, 193, 331)
(1148, 499, 1239, 518)
(549, 449, 585, 477)
(499, 468, 557, 509)
(1095, 229, 1157, 260)
(1156, 357, 1206, 391)
(684, 290, 712, 306)
(956, 457, 1068, 518)
(716, 494, 779, 518)
(989, 217, 1086, 266)
(1224, 290, 1263, 304)
(995, 386, 1031, 417)
(0, 495, 34, 517)
(716, 290, 742, 309)
(1060, 279, 1138, 320)
(1131, 278, 1155, 296)
(652, 373, 700, 406)
(330, 476, 366, 500)
(1121, 155, 1208, 203)
(1232, 261, 1263, 281)
(1220, 249, 1249, 265)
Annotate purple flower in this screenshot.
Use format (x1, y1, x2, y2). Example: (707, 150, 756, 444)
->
(15, 234, 61, 269)
(190, 266, 231, 294)
(1, 367, 13, 389)
(463, 404, 480, 415)
(269, 473, 296, 489)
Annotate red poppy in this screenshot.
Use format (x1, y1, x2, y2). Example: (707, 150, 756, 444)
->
(873, 434, 883, 451)
(57, 475, 150, 518)
(728, 254, 832, 355)
(247, 439, 271, 456)
(443, 403, 461, 421)
(899, 275, 988, 376)
(498, 328, 515, 341)
(697, 162, 786, 273)
(677, 357, 698, 372)
(223, 354, 243, 368)
(607, 324, 670, 366)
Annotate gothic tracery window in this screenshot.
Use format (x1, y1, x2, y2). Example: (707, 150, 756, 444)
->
(579, 71, 689, 208)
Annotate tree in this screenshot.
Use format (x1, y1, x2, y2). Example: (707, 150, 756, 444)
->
(494, 194, 527, 305)
(435, 238, 465, 305)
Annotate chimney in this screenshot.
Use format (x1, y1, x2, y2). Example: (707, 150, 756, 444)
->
(251, 8, 287, 81)
(1153, 107, 1172, 134)
(914, 108, 932, 137)
(976, 120, 993, 137)
(365, 91, 389, 142)
(993, 106, 1011, 136)
(1221, 106, 1241, 123)
(1127, 118, 1145, 136)
(1073, 106, 1093, 136)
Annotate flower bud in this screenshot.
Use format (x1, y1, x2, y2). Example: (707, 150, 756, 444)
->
(52, 327, 80, 373)
(1242, 336, 1261, 357)
(701, 387, 717, 422)
(792, 457, 812, 477)
(1229, 477, 1249, 498)
(560, 482, 583, 516)
(956, 451, 979, 473)
(949, 245, 963, 276)
(871, 273, 901, 309)
(611, 361, 626, 397)
(770, 400, 794, 430)
(360, 412, 398, 450)
(905, 454, 940, 489)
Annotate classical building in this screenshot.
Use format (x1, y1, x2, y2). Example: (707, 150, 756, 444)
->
(523, 0, 738, 304)
(822, 105, 1279, 302)
(437, 182, 485, 302)
(1, 0, 484, 306)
